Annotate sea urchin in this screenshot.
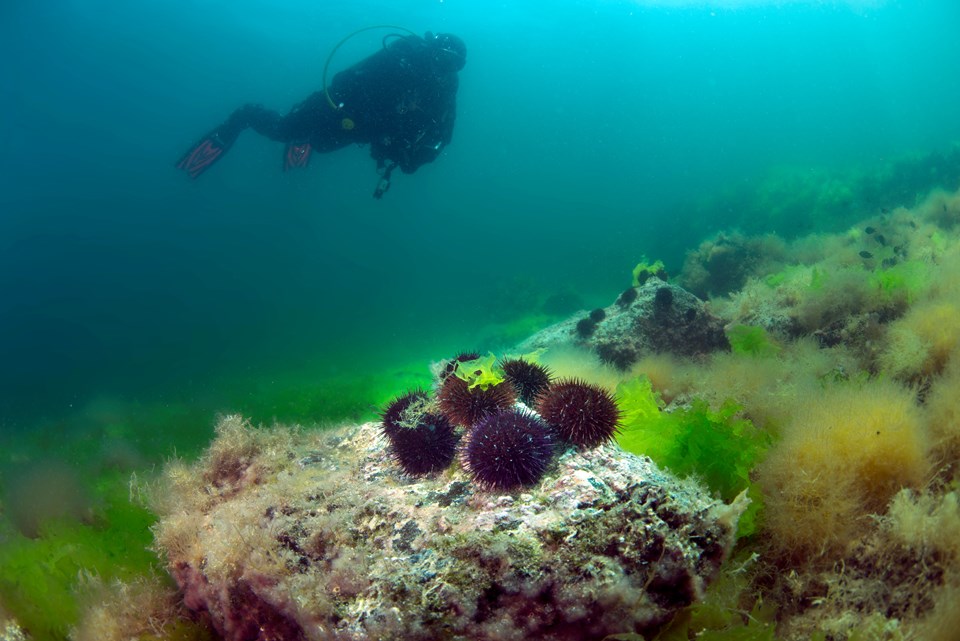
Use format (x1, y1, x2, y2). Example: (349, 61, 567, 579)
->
(380, 390, 459, 476)
(536, 379, 622, 448)
(380, 390, 428, 436)
(437, 375, 516, 427)
(501, 358, 552, 406)
(461, 409, 554, 491)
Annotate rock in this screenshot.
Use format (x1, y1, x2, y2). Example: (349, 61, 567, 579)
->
(0, 616, 29, 641)
(517, 279, 729, 370)
(153, 415, 744, 641)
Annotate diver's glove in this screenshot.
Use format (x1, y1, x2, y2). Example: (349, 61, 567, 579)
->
(373, 162, 398, 199)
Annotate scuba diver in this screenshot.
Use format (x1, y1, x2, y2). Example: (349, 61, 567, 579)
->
(176, 30, 466, 198)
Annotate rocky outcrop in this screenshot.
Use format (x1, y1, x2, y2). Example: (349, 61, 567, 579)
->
(517, 279, 729, 369)
(153, 416, 744, 641)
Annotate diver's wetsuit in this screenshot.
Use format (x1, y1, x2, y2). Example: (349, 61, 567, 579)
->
(178, 33, 463, 186)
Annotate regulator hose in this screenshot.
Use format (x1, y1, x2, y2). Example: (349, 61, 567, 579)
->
(322, 24, 417, 110)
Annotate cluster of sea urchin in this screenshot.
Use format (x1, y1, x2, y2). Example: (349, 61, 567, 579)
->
(379, 354, 622, 492)
(380, 389, 459, 476)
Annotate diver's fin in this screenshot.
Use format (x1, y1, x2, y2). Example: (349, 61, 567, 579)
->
(284, 142, 312, 171)
(176, 131, 231, 179)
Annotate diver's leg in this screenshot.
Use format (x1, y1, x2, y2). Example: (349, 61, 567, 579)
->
(284, 93, 357, 152)
(176, 104, 284, 178)
(275, 93, 356, 169)
(176, 97, 356, 177)
(224, 95, 337, 143)
(223, 104, 286, 141)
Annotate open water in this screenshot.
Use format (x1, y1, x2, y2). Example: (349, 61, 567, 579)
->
(2, 0, 959, 429)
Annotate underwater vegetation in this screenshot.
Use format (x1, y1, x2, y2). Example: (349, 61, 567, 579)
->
(0, 398, 226, 641)
(0, 470, 162, 640)
(616, 377, 769, 539)
(758, 378, 928, 562)
(632, 258, 670, 286)
(681, 143, 960, 242)
(230, 363, 436, 426)
(363, 178, 960, 639)
(726, 325, 781, 359)
(0, 361, 434, 640)
(636, 185, 960, 640)
(8, 175, 960, 639)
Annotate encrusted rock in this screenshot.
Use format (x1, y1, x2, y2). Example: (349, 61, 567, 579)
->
(153, 416, 744, 641)
(517, 279, 729, 370)
(0, 618, 29, 641)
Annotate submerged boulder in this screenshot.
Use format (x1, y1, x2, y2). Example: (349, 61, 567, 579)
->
(153, 415, 744, 641)
(518, 279, 729, 370)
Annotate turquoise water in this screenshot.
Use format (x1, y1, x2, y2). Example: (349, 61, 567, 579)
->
(2, 0, 959, 428)
(4, 2, 960, 637)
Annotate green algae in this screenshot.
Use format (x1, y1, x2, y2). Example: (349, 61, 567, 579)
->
(0, 471, 160, 640)
(727, 325, 781, 358)
(632, 258, 668, 286)
(615, 377, 770, 538)
(453, 353, 506, 391)
(228, 363, 433, 425)
(870, 259, 931, 306)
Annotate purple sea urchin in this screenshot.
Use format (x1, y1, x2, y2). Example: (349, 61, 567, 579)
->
(654, 286, 674, 309)
(437, 375, 516, 427)
(380, 389, 429, 437)
(576, 317, 597, 338)
(616, 286, 638, 307)
(462, 409, 554, 491)
(501, 358, 552, 406)
(386, 413, 459, 476)
(537, 379, 622, 448)
(380, 390, 459, 476)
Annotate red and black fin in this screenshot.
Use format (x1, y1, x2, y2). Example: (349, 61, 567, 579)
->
(283, 142, 312, 171)
(176, 132, 230, 179)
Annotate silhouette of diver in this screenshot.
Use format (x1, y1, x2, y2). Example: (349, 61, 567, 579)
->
(176, 31, 466, 198)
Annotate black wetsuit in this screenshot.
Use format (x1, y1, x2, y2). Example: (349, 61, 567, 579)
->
(220, 34, 459, 174)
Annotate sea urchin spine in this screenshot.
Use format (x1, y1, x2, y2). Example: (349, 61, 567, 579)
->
(536, 379, 622, 448)
(461, 409, 554, 491)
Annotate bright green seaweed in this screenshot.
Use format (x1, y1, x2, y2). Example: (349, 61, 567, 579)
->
(727, 325, 781, 358)
(615, 376, 770, 538)
(454, 353, 506, 390)
(0, 471, 160, 639)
